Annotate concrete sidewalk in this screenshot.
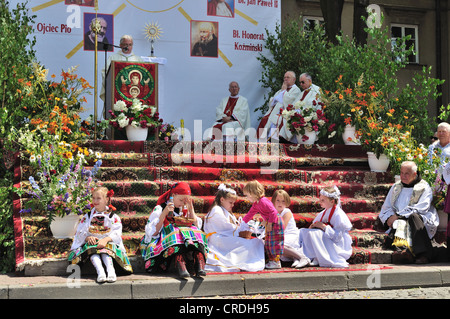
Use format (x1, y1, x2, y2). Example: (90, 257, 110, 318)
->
(2, 263, 450, 299)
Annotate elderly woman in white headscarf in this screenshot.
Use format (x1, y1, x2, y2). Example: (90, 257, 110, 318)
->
(429, 122, 450, 259)
(298, 185, 353, 268)
(429, 122, 450, 162)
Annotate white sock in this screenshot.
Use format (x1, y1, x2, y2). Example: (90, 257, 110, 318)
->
(101, 253, 116, 276)
(90, 254, 105, 276)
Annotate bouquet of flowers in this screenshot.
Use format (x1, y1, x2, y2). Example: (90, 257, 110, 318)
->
(280, 100, 332, 142)
(21, 158, 102, 224)
(376, 124, 416, 176)
(108, 98, 163, 132)
(158, 122, 177, 141)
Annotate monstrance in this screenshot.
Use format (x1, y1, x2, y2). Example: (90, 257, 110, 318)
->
(143, 22, 163, 57)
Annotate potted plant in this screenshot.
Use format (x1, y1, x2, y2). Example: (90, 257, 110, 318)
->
(321, 75, 361, 145)
(339, 76, 392, 171)
(159, 122, 177, 142)
(11, 64, 103, 237)
(107, 98, 163, 141)
(26, 158, 102, 238)
(280, 100, 333, 144)
(13, 124, 102, 238)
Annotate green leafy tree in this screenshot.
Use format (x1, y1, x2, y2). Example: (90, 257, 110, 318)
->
(0, 1, 37, 273)
(0, 1, 36, 140)
(257, 15, 442, 144)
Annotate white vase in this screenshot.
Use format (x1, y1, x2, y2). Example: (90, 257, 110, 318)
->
(367, 152, 390, 172)
(297, 130, 317, 145)
(342, 125, 360, 145)
(126, 125, 148, 141)
(50, 214, 80, 239)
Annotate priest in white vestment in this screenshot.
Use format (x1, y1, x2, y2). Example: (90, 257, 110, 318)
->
(256, 71, 301, 141)
(203, 185, 265, 272)
(296, 72, 322, 110)
(205, 81, 251, 141)
(379, 161, 439, 264)
(278, 72, 322, 143)
(100, 35, 143, 102)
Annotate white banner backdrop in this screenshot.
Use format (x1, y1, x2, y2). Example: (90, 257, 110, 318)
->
(11, 0, 280, 140)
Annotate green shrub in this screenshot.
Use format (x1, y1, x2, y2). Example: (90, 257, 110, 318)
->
(257, 15, 442, 144)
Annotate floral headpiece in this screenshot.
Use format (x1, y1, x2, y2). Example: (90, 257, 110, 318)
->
(319, 185, 341, 207)
(218, 183, 236, 195)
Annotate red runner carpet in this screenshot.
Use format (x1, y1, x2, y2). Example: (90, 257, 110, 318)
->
(13, 140, 394, 273)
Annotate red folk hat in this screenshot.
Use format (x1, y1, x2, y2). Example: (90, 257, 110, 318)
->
(156, 182, 191, 206)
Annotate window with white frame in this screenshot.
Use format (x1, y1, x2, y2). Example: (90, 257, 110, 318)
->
(391, 24, 419, 64)
(303, 16, 324, 32)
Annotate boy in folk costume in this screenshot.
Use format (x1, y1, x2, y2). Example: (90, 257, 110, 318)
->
(68, 187, 133, 283)
(298, 186, 353, 268)
(140, 182, 208, 278)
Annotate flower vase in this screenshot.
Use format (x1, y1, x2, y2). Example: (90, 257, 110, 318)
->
(297, 130, 317, 145)
(126, 125, 148, 141)
(342, 125, 360, 145)
(367, 152, 390, 172)
(50, 214, 80, 239)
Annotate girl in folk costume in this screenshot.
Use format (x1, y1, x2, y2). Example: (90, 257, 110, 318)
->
(272, 190, 310, 268)
(242, 180, 284, 269)
(203, 184, 265, 272)
(68, 187, 133, 283)
(140, 182, 208, 278)
(298, 186, 353, 268)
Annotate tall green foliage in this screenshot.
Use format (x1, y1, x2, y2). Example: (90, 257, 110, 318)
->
(0, 1, 36, 139)
(257, 16, 443, 144)
(256, 19, 328, 115)
(0, 168, 14, 273)
(0, 1, 36, 273)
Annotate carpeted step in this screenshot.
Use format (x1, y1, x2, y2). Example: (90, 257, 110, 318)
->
(96, 166, 393, 183)
(14, 141, 401, 275)
(20, 194, 386, 222)
(95, 179, 391, 200)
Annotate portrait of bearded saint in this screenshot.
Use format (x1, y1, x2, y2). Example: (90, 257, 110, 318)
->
(191, 21, 218, 57)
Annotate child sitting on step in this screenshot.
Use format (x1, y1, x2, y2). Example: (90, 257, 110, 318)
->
(140, 182, 208, 278)
(272, 189, 310, 268)
(242, 180, 284, 269)
(298, 185, 353, 268)
(203, 184, 265, 272)
(68, 187, 133, 283)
